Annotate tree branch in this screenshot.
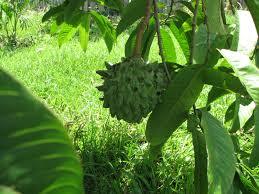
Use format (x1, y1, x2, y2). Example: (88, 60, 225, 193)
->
(133, 0, 152, 57)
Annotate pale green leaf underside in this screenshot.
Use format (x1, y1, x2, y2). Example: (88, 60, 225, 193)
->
(220, 49, 259, 105)
(232, 10, 258, 56)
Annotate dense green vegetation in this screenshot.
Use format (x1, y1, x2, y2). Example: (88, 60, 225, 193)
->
(0, 0, 259, 193)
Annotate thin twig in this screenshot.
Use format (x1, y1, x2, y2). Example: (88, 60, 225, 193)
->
(133, 0, 152, 57)
(189, 0, 200, 65)
(201, 0, 210, 65)
(165, 0, 174, 24)
(153, 0, 171, 81)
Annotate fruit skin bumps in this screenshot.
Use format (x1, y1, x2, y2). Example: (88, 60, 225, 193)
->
(96, 57, 169, 123)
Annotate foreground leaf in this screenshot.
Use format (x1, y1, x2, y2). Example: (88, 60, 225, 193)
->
(201, 110, 236, 194)
(220, 50, 259, 105)
(0, 70, 84, 194)
(146, 65, 204, 146)
(249, 106, 259, 168)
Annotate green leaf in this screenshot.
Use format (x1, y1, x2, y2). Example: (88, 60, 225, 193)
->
(231, 11, 258, 56)
(92, 0, 124, 12)
(193, 25, 227, 65)
(0, 186, 19, 194)
(179, 1, 195, 13)
(188, 115, 208, 194)
(116, 0, 146, 36)
(205, 0, 226, 35)
(160, 25, 188, 65)
(146, 65, 204, 146)
(220, 49, 259, 105)
(200, 110, 236, 194)
(225, 101, 236, 124)
(249, 106, 259, 168)
(160, 26, 177, 63)
(202, 68, 247, 96)
(256, 43, 259, 68)
(64, 0, 84, 23)
(79, 13, 91, 52)
(0, 70, 84, 194)
(207, 87, 229, 106)
(90, 11, 116, 52)
(231, 172, 258, 194)
(58, 23, 78, 47)
(245, 0, 259, 34)
(42, 2, 66, 22)
(230, 96, 256, 133)
(169, 21, 190, 64)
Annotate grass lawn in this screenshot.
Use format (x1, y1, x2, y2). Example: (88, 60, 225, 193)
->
(0, 11, 255, 194)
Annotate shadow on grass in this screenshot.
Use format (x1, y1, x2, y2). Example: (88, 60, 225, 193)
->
(72, 120, 194, 194)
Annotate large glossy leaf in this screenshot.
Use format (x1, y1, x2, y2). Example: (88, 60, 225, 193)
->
(249, 106, 259, 168)
(231, 11, 258, 56)
(188, 115, 208, 194)
(79, 13, 91, 52)
(245, 0, 259, 34)
(200, 110, 236, 194)
(90, 11, 116, 52)
(205, 0, 226, 35)
(146, 65, 204, 146)
(0, 70, 84, 194)
(160, 26, 177, 63)
(202, 68, 247, 96)
(160, 25, 188, 65)
(220, 50, 259, 105)
(230, 96, 256, 133)
(193, 25, 227, 65)
(116, 0, 146, 36)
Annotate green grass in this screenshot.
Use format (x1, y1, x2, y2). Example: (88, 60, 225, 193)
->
(0, 11, 255, 194)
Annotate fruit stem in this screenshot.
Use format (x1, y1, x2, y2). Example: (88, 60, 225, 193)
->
(133, 0, 152, 57)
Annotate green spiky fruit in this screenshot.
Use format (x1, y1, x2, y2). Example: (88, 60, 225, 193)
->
(96, 57, 169, 123)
